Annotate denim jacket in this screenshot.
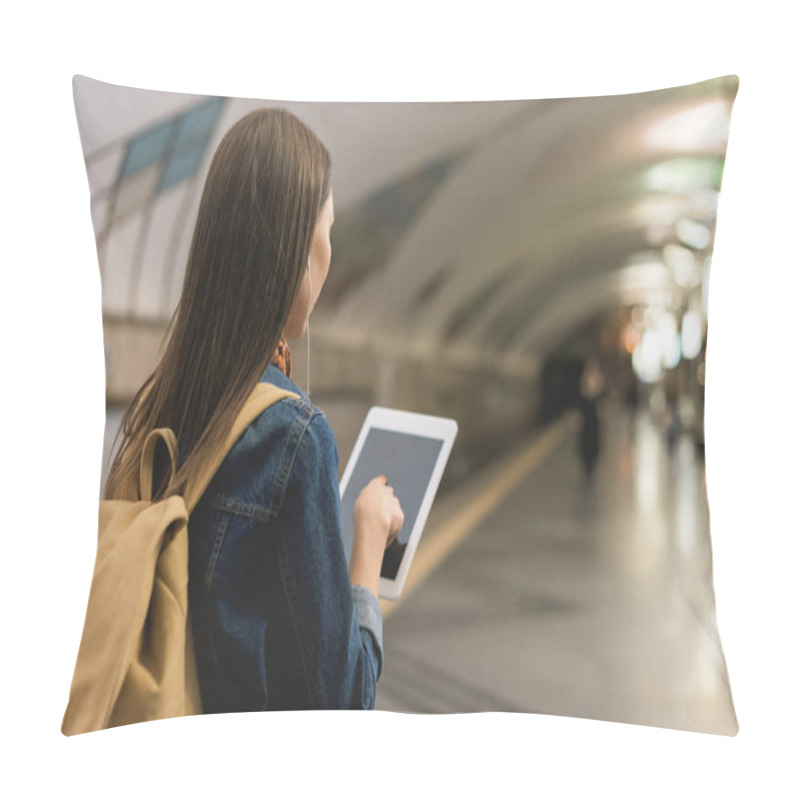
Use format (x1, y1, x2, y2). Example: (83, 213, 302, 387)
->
(185, 364, 383, 712)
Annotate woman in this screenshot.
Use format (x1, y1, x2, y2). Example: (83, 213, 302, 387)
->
(104, 107, 404, 711)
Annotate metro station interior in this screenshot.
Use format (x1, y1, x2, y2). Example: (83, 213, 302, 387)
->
(75, 74, 738, 734)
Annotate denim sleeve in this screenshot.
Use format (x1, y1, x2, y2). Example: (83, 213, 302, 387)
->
(276, 411, 384, 709)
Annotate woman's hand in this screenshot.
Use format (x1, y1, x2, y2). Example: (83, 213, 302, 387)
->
(354, 474, 404, 546)
(349, 475, 405, 597)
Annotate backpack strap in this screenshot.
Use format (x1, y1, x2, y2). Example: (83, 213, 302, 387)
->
(139, 428, 179, 502)
(181, 383, 299, 513)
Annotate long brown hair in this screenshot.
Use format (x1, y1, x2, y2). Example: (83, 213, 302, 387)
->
(104, 107, 332, 501)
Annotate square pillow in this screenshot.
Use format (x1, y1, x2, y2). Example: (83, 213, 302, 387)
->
(68, 74, 739, 735)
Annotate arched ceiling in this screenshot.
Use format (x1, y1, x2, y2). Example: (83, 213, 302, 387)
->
(74, 74, 737, 367)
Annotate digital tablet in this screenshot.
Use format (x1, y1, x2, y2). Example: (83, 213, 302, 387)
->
(339, 407, 458, 601)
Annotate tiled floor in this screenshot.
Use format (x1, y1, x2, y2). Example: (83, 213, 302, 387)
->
(375, 401, 738, 736)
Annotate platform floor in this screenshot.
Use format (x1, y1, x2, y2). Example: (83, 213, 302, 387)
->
(375, 402, 738, 736)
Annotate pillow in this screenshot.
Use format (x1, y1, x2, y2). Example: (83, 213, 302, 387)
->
(69, 73, 739, 734)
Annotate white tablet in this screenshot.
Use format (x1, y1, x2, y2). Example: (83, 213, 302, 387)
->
(339, 407, 458, 601)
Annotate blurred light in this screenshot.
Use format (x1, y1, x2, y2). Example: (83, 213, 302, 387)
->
(643, 99, 733, 153)
(681, 310, 703, 359)
(665, 332, 682, 369)
(643, 157, 723, 194)
(624, 325, 640, 354)
(633, 328, 665, 383)
(676, 218, 712, 249)
(655, 311, 681, 369)
(663, 243, 701, 289)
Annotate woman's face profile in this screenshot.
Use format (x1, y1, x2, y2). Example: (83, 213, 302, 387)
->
(284, 189, 335, 340)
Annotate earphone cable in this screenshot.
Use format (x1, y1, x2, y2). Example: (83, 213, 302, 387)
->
(306, 259, 312, 398)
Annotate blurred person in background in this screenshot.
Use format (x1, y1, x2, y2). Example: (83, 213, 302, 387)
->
(577, 358, 605, 482)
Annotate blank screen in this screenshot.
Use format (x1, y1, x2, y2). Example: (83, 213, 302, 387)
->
(340, 427, 444, 580)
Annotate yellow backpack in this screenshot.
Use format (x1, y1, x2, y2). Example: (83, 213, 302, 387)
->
(62, 383, 298, 735)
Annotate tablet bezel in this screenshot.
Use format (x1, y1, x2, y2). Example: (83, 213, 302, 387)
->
(338, 406, 458, 601)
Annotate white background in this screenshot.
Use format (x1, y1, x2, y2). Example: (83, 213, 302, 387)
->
(3, 1, 797, 796)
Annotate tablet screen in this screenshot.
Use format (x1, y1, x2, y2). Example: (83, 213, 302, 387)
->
(340, 427, 444, 580)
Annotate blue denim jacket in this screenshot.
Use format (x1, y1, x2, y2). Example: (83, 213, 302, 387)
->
(185, 364, 383, 712)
